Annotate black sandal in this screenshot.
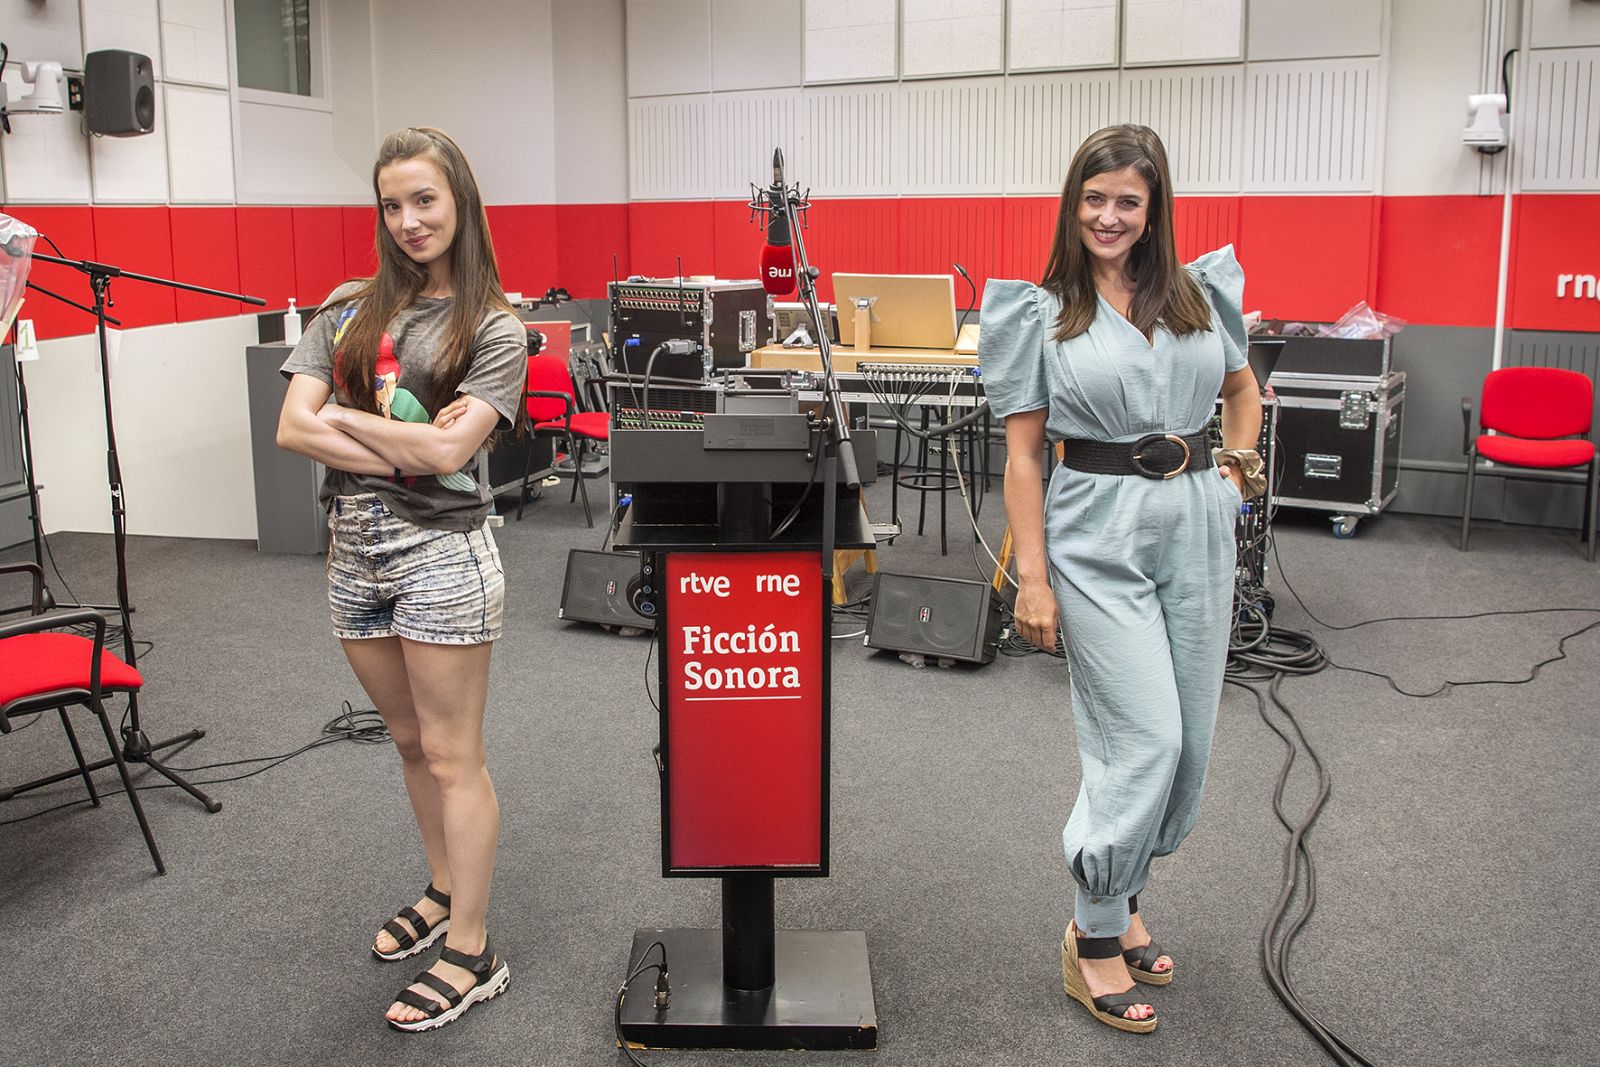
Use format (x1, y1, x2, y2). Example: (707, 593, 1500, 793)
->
(387, 939, 511, 1033)
(1061, 922, 1157, 1034)
(372, 884, 451, 961)
(1123, 894, 1174, 985)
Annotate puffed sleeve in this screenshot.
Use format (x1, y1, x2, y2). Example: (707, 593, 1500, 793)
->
(1187, 245, 1248, 372)
(978, 279, 1049, 419)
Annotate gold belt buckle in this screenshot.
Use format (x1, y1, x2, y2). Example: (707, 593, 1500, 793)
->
(1130, 433, 1191, 479)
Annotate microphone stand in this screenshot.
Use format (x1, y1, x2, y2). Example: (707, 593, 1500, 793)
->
(3, 282, 119, 617)
(0, 251, 265, 814)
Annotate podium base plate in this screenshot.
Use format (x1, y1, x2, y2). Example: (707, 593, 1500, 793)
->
(617, 928, 877, 1051)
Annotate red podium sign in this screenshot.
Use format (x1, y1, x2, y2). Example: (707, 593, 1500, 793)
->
(662, 550, 825, 872)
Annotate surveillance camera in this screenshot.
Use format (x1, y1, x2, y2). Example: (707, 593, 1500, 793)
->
(15, 62, 67, 114)
(1463, 93, 1507, 153)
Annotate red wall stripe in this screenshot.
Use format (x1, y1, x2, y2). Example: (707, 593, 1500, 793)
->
(8, 195, 1597, 341)
(628, 201, 717, 279)
(484, 204, 561, 301)
(169, 207, 244, 320)
(4, 206, 98, 339)
(1173, 196, 1242, 264)
(1236, 196, 1377, 322)
(91, 207, 177, 328)
(1375, 195, 1502, 329)
(1507, 194, 1600, 333)
(711, 200, 766, 289)
(342, 206, 379, 282)
(553, 203, 630, 300)
(997, 197, 1056, 284)
(235, 207, 297, 314)
(800, 199, 900, 304)
(291, 206, 347, 309)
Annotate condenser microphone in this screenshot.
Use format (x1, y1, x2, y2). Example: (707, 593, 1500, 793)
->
(759, 149, 796, 297)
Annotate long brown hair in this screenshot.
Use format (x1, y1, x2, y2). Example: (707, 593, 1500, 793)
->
(333, 127, 515, 414)
(1040, 124, 1211, 342)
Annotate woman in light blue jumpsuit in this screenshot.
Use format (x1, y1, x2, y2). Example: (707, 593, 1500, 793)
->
(980, 125, 1262, 1033)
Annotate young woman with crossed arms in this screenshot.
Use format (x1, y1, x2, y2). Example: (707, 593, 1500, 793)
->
(278, 127, 527, 1032)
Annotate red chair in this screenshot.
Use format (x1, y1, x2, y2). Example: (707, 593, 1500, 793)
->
(0, 562, 165, 874)
(1460, 367, 1597, 560)
(519, 353, 609, 527)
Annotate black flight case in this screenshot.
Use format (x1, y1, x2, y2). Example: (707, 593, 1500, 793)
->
(1265, 335, 1405, 538)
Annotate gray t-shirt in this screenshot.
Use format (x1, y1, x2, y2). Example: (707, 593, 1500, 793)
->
(280, 281, 527, 531)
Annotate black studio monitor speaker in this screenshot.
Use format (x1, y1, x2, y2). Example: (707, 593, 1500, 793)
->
(559, 549, 655, 630)
(864, 572, 1005, 666)
(85, 50, 155, 137)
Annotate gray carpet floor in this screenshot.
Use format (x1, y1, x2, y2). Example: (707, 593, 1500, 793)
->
(2, 474, 1597, 1067)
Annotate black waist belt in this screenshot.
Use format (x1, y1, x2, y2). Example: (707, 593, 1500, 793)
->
(1060, 431, 1213, 479)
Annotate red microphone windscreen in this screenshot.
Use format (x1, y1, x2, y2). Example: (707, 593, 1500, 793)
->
(760, 242, 796, 297)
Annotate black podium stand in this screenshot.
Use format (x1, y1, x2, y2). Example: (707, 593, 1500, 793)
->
(613, 424, 879, 1051)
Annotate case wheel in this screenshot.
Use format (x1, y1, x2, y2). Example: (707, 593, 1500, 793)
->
(1330, 515, 1360, 539)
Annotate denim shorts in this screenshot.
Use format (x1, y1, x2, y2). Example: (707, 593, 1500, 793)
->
(326, 494, 504, 645)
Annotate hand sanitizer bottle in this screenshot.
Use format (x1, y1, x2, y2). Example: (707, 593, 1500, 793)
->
(283, 298, 303, 345)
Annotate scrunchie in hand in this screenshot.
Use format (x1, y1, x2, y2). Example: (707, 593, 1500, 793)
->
(1211, 447, 1267, 500)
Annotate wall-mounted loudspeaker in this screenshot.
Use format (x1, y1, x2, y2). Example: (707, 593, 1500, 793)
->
(84, 50, 155, 137)
(864, 572, 1005, 665)
(559, 549, 656, 630)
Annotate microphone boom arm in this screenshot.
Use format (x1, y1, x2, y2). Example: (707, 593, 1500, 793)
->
(773, 163, 861, 492)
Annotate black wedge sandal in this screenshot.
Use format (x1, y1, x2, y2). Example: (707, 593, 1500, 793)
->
(373, 884, 451, 961)
(1122, 894, 1174, 985)
(387, 939, 511, 1033)
(1061, 921, 1158, 1033)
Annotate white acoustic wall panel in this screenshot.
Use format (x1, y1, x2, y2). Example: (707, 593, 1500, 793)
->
(630, 95, 715, 199)
(1246, 0, 1383, 62)
(1008, 0, 1119, 72)
(1530, 0, 1600, 50)
(0, 71, 92, 202)
(902, 0, 1004, 79)
(712, 91, 800, 198)
(235, 101, 370, 204)
(90, 105, 170, 202)
(1122, 66, 1241, 192)
(164, 84, 234, 202)
(1520, 49, 1600, 191)
(798, 84, 897, 195)
(1006, 71, 1117, 193)
(711, 0, 803, 91)
(82, 0, 165, 78)
(1124, 0, 1242, 67)
(159, 0, 229, 87)
(2, 0, 84, 65)
(1244, 59, 1381, 192)
(627, 0, 712, 97)
(898, 78, 1007, 194)
(805, 0, 897, 84)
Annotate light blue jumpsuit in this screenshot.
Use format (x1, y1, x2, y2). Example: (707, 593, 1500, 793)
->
(979, 246, 1247, 938)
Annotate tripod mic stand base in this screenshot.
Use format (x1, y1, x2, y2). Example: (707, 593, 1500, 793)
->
(0, 726, 222, 813)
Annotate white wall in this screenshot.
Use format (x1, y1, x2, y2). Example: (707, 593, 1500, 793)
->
(623, 0, 1599, 201)
(233, 0, 377, 204)
(25, 315, 262, 538)
(553, 0, 630, 203)
(1382, 0, 1497, 196)
(370, 0, 557, 204)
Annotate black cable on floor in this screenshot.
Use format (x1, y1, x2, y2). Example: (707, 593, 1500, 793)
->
(613, 939, 669, 1067)
(0, 702, 389, 827)
(1268, 534, 1600, 696)
(1227, 674, 1379, 1067)
(1225, 523, 1599, 1065)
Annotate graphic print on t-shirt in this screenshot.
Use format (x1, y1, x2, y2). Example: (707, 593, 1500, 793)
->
(332, 305, 476, 493)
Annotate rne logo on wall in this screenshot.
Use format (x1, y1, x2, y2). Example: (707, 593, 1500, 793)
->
(1556, 274, 1600, 300)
